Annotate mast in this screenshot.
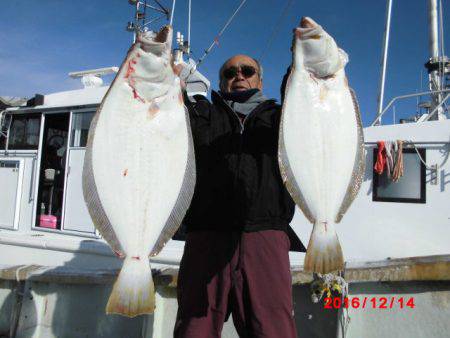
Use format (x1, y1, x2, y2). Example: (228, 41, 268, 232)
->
(187, 0, 191, 54)
(375, 0, 393, 125)
(425, 0, 448, 120)
(428, 0, 439, 58)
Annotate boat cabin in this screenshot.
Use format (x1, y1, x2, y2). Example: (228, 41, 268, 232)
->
(0, 69, 210, 269)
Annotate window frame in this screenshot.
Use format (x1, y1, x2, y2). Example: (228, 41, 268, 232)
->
(70, 110, 96, 148)
(372, 147, 426, 203)
(6, 113, 42, 150)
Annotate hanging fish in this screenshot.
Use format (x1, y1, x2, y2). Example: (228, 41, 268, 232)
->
(82, 25, 195, 317)
(279, 17, 365, 274)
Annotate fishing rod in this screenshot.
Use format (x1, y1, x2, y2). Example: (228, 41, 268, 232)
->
(259, 0, 294, 62)
(181, 0, 247, 82)
(194, 0, 247, 68)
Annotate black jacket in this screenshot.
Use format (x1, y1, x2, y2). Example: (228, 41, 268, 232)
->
(182, 90, 305, 247)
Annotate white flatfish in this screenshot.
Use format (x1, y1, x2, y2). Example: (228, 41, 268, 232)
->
(82, 25, 195, 317)
(279, 17, 364, 274)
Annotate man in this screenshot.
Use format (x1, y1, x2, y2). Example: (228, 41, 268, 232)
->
(174, 54, 304, 338)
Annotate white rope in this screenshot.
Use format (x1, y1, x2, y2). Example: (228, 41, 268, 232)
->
(339, 264, 350, 338)
(404, 140, 449, 170)
(15, 264, 35, 283)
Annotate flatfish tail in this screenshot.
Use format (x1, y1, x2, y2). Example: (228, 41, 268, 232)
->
(150, 107, 196, 256)
(105, 255, 154, 317)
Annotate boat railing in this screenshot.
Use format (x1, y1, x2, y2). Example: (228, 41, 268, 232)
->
(422, 92, 450, 121)
(371, 88, 450, 126)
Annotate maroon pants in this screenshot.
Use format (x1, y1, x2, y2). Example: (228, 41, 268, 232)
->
(174, 230, 297, 338)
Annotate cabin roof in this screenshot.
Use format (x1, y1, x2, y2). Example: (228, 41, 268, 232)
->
(5, 86, 108, 113)
(41, 86, 108, 108)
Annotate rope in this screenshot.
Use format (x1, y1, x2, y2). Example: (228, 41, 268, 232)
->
(405, 140, 449, 170)
(310, 267, 351, 337)
(259, 0, 294, 62)
(310, 271, 349, 302)
(392, 140, 404, 182)
(15, 265, 29, 283)
(339, 264, 351, 338)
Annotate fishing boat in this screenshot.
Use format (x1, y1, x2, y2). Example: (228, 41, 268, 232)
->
(0, 0, 448, 337)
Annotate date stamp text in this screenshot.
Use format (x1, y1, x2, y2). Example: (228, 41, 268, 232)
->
(324, 297, 416, 309)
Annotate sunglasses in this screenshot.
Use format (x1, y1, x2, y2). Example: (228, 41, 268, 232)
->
(222, 65, 258, 80)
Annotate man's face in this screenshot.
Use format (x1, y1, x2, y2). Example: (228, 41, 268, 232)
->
(220, 55, 262, 93)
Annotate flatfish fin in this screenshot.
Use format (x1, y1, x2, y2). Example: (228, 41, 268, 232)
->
(150, 106, 196, 256)
(82, 104, 124, 256)
(335, 87, 365, 223)
(278, 85, 316, 224)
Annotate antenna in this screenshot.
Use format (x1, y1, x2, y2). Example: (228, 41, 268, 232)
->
(69, 67, 119, 88)
(126, 0, 170, 42)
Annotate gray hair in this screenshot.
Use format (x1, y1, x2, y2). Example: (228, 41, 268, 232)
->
(219, 56, 263, 85)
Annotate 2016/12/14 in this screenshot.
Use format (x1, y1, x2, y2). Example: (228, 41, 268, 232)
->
(324, 297, 416, 309)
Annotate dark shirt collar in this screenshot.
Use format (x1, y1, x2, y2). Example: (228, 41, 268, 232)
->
(218, 89, 260, 103)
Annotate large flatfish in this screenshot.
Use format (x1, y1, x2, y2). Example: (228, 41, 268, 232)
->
(82, 25, 195, 317)
(279, 17, 364, 274)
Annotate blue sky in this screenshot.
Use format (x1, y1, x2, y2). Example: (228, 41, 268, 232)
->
(0, 0, 448, 126)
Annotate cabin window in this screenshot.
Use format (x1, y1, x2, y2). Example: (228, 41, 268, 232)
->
(7, 114, 41, 150)
(70, 112, 95, 147)
(372, 148, 426, 203)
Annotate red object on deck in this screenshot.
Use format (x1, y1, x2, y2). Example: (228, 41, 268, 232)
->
(39, 214, 58, 229)
(374, 141, 386, 175)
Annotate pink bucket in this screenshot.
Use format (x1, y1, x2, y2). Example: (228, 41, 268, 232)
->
(39, 215, 58, 229)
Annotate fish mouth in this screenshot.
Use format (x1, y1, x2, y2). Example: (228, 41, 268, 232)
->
(300, 17, 316, 29)
(296, 17, 321, 40)
(138, 25, 172, 52)
(154, 25, 171, 43)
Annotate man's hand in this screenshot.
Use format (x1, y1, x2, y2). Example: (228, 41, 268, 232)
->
(293, 17, 348, 78)
(173, 58, 197, 90)
(173, 64, 187, 90)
